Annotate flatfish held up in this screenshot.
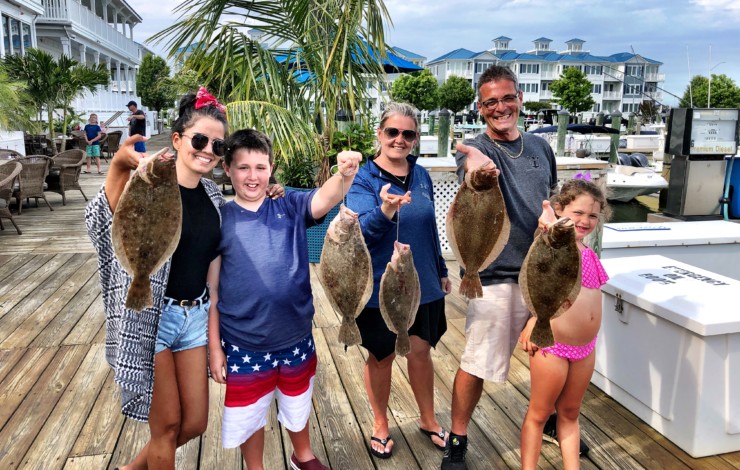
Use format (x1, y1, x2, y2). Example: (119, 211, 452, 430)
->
(379, 241, 421, 356)
(446, 165, 510, 298)
(319, 204, 373, 347)
(112, 148, 181, 311)
(519, 217, 581, 348)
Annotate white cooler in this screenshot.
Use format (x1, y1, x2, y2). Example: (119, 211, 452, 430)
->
(601, 221, 740, 280)
(595, 255, 740, 457)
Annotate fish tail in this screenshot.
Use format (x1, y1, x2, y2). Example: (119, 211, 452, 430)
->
(395, 331, 411, 357)
(459, 272, 483, 299)
(530, 318, 555, 349)
(125, 275, 153, 311)
(338, 318, 362, 347)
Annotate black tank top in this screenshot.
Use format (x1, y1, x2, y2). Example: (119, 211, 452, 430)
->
(165, 182, 220, 300)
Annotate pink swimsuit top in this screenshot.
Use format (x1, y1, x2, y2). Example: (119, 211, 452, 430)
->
(581, 246, 609, 288)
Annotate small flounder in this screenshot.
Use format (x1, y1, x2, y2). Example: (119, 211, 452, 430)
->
(379, 241, 421, 356)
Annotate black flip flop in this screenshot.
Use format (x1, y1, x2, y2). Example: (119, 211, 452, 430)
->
(420, 427, 447, 451)
(370, 435, 393, 459)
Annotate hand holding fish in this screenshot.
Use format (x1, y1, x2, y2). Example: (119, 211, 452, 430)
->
(266, 183, 285, 199)
(380, 183, 412, 219)
(456, 143, 500, 176)
(519, 317, 540, 356)
(336, 150, 362, 177)
(111, 134, 150, 171)
(538, 200, 558, 233)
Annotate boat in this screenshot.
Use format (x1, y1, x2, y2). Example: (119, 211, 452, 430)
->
(607, 164, 668, 202)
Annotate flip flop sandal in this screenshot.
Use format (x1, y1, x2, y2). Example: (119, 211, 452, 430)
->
(370, 435, 393, 459)
(420, 427, 447, 451)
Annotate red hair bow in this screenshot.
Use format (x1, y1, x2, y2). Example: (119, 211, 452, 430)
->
(195, 86, 226, 113)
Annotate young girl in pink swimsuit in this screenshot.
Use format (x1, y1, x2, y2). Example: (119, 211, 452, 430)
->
(519, 178, 610, 470)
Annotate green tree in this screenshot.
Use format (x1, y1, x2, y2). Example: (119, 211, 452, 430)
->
(0, 68, 35, 131)
(151, 0, 392, 186)
(390, 69, 438, 111)
(679, 74, 740, 109)
(550, 68, 595, 115)
(438, 76, 475, 114)
(3, 49, 108, 138)
(522, 100, 552, 114)
(137, 54, 176, 112)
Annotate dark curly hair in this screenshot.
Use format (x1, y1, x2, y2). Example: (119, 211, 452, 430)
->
(223, 129, 273, 167)
(551, 178, 611, 221)
(171, 92, 228, 137)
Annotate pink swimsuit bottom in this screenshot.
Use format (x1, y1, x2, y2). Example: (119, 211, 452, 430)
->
(540, 246, 608, 362)
(541, 336, 597, 362)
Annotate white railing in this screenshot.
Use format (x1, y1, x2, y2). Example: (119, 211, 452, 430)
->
(604, 71, 624, 81)
(540, 71, 559, 79)
(41, 0, 138, 59)
(540, 90, 553, 99)
(603, 91, 621, 99)
(73, 88, 140, 113)
(645, 73, 665, 82)
(645, 91, 663, 100)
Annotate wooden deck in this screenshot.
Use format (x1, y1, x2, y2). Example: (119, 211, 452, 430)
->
(2, 153, 740, 469)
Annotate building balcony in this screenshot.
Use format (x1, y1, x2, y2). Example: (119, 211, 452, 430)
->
(604, 71, 624, 81)
(540, 71, 559, 79)
(540, 90, 553, 99)
(447, 70, 473, 80)
(645, 73, 665, 82)
(603, 91, 622, 100)
(645, 91, 663, 100)
(39, 0, 139, 60)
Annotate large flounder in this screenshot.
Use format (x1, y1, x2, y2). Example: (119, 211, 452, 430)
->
(446, 165, 510, 298)
(112, 148, 181, 311)
(519, 217, 582, 348)
(319, 204, 373, 347)
(379, 241, 421, 357)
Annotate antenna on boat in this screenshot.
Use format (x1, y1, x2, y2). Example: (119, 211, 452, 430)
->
(686, 45, 693, 108)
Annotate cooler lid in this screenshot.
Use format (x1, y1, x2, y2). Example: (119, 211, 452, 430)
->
(601, 255, 740, 336)
(602, 220, 740, 248)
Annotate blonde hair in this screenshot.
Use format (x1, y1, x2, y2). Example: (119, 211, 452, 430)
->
(378, 102, 419, 133)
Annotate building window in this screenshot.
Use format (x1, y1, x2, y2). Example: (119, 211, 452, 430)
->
(591, 103, 601, 112)
(584, 65, 602, 75)
(562, 64, 583, 72)
(592, 84, 602, 94)
(518, 83, 539, 93)
(626, 65, 643, 78)
(2, 14, 31, 56)
(541, 81, 551, 91)
(518, 63, 540, 74)
(624, 84, 641, 95)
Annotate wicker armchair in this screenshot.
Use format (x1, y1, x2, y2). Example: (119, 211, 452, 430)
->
(0, 148, 23, 161)
(0, 161, 22, 234)
(13, 155, 54, 214)
(46, 149, 87, 205)
(101, 130, 122, 159)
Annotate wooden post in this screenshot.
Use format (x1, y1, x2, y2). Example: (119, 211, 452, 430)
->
(627, 112, 636, 134)
(596, 111, 605, 126)
(556, 110, 569, 157)
(437, 109, 450, 157)
(609, 110, 622, 164)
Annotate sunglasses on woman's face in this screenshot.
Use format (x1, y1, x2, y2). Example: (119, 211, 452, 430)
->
(182, 133, 226, 157)
(382, 127, 417, 143)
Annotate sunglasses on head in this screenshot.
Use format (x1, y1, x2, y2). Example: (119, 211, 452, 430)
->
(182, 133, 226, 157)
(382, 127, 417, 143)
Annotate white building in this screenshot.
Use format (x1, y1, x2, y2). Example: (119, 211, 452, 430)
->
(426, 36, 666, 118)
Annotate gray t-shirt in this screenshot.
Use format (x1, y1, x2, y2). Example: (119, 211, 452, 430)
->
(454, 132, 557, 284)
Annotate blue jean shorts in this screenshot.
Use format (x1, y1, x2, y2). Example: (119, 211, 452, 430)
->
(134, 141, 146, 153)
(155, 300, 209, 354)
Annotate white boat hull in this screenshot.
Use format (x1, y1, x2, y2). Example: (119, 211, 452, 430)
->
(607, 165, 668, 202)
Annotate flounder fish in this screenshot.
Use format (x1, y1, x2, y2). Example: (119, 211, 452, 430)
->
(379, 241, 421, 356)
(112, 148, 181, 311)
(519, 217, 582, 348)
(446, 165, 510, 298)
(319, 204, 373, 347)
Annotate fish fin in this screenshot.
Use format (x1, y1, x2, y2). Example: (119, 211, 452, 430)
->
(459, 271, 483, 299)
(395, 330, 411, 357)
(530, 318, 555, 349)
(338, 318, 362, 347)
(126, 275, 152, 311)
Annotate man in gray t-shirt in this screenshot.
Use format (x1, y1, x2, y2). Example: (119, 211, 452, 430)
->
(442, 65, 569, 470)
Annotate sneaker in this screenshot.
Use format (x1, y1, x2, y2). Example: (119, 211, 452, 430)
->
(441, 433, 468, 470)
(290, 453, 329, 470)
(542, 413, 590, 457)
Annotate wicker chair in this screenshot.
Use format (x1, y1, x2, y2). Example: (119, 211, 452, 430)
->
(13, 155, 54, 214)
(46, 149, 87, 205)
(101, 130, 122, 159)
(0, 161, 22, 234)
(0, 148, 23, 161)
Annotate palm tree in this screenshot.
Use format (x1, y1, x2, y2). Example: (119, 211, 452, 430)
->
(0, 68, 36, 132)
(151, 0, 392, 185)
(3, 49, 109, 142)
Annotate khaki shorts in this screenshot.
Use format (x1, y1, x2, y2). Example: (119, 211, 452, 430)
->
(460, 282, 530, 382)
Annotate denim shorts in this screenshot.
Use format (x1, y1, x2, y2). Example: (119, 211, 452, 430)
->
(155, 300, 209, 354)
(134, 141, 146, 153)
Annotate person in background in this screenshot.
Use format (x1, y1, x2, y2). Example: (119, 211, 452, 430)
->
(83, 113, 104, 174)
(346, 102, 451, 459)
(126, 100, 147, 153)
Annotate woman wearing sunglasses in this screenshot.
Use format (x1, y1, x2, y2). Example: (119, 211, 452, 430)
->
(86, 88, 281, 469)
(346, 102, 452, 459)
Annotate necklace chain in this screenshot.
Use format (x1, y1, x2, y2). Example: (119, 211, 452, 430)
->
(490, 135, 525, 159)
(392, 173, 408, 186)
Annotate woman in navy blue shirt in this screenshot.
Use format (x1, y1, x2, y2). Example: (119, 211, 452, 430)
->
(346, 102, 451, 459)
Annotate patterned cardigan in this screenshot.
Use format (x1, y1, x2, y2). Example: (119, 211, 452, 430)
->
(85, 178, 225, 421)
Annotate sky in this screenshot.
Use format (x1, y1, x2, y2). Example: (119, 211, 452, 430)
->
(127, 0, 740, 107)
